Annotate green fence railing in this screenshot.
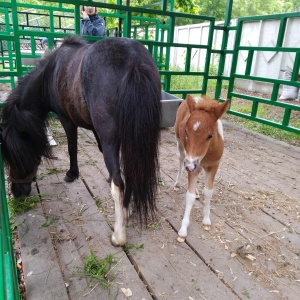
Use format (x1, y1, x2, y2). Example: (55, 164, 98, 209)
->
(0, 145, 20, 300)
(224, 12, 300, 134)
(0, 2, 300, 297)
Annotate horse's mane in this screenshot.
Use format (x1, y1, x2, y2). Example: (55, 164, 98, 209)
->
(1, 58, 53, 176)
(1, 36, 88, 175)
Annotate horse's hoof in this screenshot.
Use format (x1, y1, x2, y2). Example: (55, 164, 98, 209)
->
(110, 233, 126, 247)
(177, 236, 185, 243)
(203, 225, 211, 231)
(64, 175, 75, 182)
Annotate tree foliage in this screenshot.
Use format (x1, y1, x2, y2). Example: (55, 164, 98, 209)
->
(12, 0, 300, 22)
(192, 0, 299, 20)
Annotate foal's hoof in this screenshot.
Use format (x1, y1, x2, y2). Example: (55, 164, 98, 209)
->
(174, 185, 180, 191)
(203, 225, 211, 231)
(177, 236, 185, 243)
(64, 175, 75, 182)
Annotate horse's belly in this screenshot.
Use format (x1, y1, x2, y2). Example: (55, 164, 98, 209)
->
(63, 95, 93, 128)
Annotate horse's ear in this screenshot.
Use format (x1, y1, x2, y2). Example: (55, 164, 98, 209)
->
(214, 99, 230, 119)
(186, 94, 196, 112)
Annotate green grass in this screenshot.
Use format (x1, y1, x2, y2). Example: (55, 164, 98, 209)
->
(78, 244, 144, 294)
(8, 195, 40, 216)
(224, 96, 300, 146)
(81, 251, 116, 289)
(85, 159, 97, 165)
(224, 114, 300, 146)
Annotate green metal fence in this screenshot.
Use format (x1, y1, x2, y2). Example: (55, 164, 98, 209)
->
(0, 1, 299, 298)
(225, 12, 300, 134)
(0, 145, 20, 300)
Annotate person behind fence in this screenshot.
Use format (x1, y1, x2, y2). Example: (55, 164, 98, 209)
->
(80, 5, 105, 37)
(42, 4, 105, 50)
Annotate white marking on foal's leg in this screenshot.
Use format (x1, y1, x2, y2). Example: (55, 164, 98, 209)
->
(203, 187, 213, 230)
(178, 191, 196, 241)
(174, 141, 185, 190)
(111, 181, 126, 246)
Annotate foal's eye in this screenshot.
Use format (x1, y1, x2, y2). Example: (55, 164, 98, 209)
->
(207, 134, 213, 140)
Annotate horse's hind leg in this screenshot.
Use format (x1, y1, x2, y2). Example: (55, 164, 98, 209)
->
(110, 180, 127, 246)
(177, 170, 200, 242)
(202, 164, 219, 230)
(59, 117, 79, 182)
(93, 129, 112, 183)
(98, 137, 127, 246)
(174, 140, 185, 190)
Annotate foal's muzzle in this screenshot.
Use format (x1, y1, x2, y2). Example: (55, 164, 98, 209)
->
(184, 158, 199, 172)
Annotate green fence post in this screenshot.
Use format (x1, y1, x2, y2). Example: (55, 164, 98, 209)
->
(0, 145, 20, 300)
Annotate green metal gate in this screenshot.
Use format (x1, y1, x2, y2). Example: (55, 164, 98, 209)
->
(226, 12, 300, 134)
(0, 1, 299, 298)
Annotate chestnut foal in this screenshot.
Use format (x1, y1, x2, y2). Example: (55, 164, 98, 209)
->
(174, 95, 229, 242)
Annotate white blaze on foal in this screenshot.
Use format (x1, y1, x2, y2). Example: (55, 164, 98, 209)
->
(174, 94, 229, 242)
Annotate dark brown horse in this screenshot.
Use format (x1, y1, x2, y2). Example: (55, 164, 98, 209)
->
(0, 36, 162, 246)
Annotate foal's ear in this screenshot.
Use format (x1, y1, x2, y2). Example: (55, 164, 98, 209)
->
(186, 94, 197, 112)
(214, 99, 230, 119)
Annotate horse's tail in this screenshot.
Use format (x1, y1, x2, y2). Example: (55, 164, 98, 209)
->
(116, 61, 161, 224)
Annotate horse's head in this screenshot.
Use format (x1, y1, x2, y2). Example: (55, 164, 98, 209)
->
(8, 161, 40, 198)
(179, 95, 229, 172)
(1, 122, 42, 197)
(1, 103, 52, 198)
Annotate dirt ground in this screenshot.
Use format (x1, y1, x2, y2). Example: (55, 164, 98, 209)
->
(8, 118, 299, 300)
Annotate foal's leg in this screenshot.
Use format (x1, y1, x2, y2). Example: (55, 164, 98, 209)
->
(59, 116, 79, 182)
(177, 170, 200, 242)
(202, 164, 219, 230)
(174, 140, 185, 190)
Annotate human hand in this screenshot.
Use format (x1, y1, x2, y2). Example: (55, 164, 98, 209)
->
(81, 11, 89, 19)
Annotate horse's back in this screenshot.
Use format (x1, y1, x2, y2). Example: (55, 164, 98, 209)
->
(81, 37, 161, 117)
(82, 38, 158, 98)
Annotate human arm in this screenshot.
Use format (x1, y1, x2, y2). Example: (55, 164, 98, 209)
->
(80, 16, 105, 37)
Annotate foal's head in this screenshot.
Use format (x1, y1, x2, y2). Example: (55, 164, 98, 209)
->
(180, 95, 229, 172)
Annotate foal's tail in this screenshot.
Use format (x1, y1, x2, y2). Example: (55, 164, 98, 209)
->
(116, 61, 161, 224)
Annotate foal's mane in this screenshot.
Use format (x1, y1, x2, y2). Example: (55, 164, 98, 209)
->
(194, 95, 221, 112)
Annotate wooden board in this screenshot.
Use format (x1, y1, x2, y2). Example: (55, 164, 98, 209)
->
(14, 119, 300, 300)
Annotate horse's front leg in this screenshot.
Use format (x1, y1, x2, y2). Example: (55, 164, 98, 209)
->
(202, 164, 219, 230)
(177, 170, 200, 242)
(59, 117, 79, 182)
(174, 140, 185, 190)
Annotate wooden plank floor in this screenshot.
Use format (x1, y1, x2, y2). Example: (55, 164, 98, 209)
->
(15, 120, 300, 300)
